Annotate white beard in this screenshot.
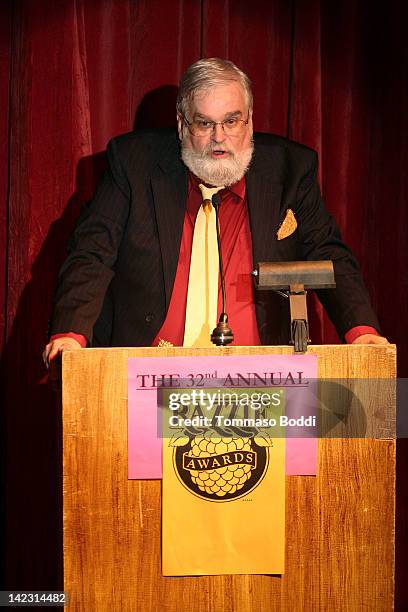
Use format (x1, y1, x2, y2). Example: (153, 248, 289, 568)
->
(181, 140, 254, 187)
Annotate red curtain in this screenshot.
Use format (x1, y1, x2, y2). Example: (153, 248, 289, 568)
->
(1, 0, 407, 602)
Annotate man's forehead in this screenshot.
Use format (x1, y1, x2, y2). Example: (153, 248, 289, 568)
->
(193, 109, 244, 119)
(189, 81, 247, 114)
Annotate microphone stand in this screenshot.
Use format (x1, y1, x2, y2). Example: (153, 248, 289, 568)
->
(210, 193, 234, 346)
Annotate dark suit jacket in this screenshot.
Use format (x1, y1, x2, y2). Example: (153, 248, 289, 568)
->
(50, 129, 380, 346)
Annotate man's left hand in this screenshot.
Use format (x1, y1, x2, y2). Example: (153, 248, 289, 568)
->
(351, 334, 389, 345)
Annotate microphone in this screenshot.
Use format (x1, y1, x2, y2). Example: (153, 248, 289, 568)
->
(210, 192, 234, 346)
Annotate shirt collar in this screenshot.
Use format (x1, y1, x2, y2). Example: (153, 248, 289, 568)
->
(188, 171, 246, 201)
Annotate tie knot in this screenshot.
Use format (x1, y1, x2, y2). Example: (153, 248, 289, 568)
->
(198, 184, 224, 208)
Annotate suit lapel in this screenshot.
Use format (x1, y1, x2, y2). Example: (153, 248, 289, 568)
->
(151, 142, 187, 309)
(246, 165, 283, 266)
(246, 148, 284, 345)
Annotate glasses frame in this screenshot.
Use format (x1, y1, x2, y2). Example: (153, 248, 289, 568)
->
(182, 112, 250, 136)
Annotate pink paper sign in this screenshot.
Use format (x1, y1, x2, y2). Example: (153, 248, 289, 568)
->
(128, 354, 318, 479)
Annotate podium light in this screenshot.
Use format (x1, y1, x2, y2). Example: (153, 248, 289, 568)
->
(252, 260, 336, 353)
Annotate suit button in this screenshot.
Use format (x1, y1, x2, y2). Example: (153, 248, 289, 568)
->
(145, 313, 154, 324)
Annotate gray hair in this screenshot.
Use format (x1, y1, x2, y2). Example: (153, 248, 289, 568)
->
(177, 58, 253, 118)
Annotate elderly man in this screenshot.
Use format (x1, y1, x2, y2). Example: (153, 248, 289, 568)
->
(44, 58, 387, 370)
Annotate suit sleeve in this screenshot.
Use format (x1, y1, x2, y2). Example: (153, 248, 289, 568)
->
(294, 152, 381, 339)
(49, 138, 130, 343)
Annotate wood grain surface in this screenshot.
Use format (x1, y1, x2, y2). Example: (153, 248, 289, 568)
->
(62, 345, 396, 611)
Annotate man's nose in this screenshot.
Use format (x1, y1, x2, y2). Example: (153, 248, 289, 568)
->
(211, 123, 225, 143)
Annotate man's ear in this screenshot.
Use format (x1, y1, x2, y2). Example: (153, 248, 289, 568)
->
(177, 114, 184, 140)
(248, 108, 254, 128)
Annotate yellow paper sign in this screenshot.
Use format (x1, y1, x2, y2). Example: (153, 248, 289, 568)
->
(162, 432, 285, 575)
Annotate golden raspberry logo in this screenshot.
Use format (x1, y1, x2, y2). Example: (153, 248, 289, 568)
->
(170, 433, 271, 502)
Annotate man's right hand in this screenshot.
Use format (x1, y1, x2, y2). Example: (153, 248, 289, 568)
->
(43, 337, 82, 386)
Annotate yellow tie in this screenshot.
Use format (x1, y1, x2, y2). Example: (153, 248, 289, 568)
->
(183, 184, 224, 347)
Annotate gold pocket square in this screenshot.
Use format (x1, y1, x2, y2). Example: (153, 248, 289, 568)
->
(277, 209, 297, 240)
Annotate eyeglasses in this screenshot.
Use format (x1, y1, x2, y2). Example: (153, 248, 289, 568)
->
(182, 113, 250, 136)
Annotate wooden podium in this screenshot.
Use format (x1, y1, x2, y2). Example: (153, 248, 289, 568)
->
(62, 345, 396, 611)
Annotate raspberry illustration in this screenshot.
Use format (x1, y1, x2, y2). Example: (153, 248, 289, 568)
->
(185, 434, 254, 498)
